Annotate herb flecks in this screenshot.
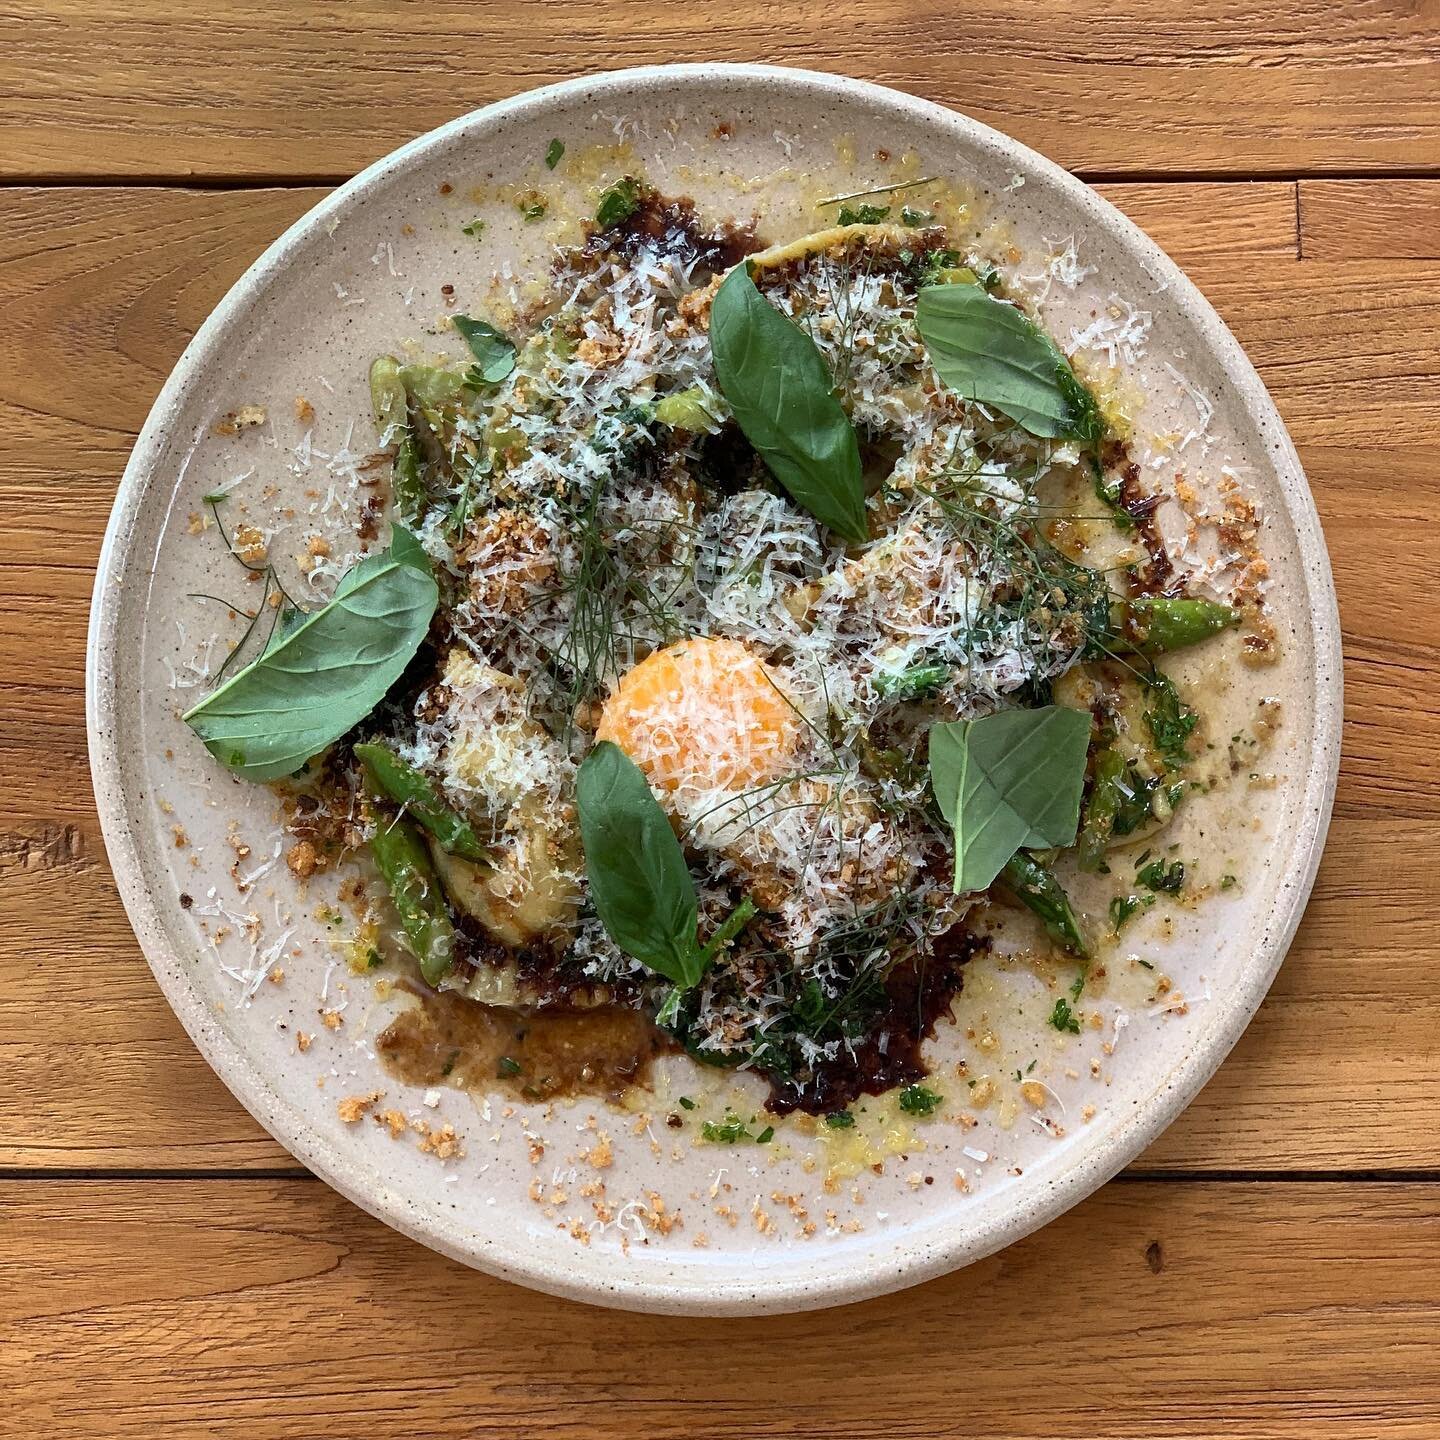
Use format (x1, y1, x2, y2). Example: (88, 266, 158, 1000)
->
(1138, 858, 1185, 894)
(1048, 997, 1081, 1034)
(596, 176, 644, 229)
(898, 1084, 942, 1117)
(701, 1112, 770, 1143)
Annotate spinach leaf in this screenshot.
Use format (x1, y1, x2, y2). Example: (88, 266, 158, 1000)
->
(916, 282, 1103, 443)
(576, 741, 706, 987)
(183, 528, 438, 783)
(709, 266, 867, 544)
(452, 314, 516, 384)
(929, 705, 1093, 894)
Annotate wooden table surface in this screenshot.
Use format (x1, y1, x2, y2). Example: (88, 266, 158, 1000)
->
(3, 4, 1438, 1435)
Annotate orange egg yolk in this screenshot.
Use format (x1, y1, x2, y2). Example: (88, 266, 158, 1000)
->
(596, 637, 801, 794)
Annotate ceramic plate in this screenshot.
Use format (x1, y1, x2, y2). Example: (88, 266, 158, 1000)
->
(87, 64, 1341, 1314)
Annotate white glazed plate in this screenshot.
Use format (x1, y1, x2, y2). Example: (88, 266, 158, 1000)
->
(87, 64, 1341, 1314)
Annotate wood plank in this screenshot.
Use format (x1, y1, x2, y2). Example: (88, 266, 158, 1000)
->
(0, 1, 1436, 181)
(1300, 180, 1440, 260)
(4, 1179, 1439, 1437)
(3, 183, 1438, 1173)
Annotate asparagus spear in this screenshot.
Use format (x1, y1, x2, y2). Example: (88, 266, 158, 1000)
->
(354, 742, 489, 864)
(367, 809, 456, 986)
(998, 851, 1090, 958)
(1113, 596, 1238, 655)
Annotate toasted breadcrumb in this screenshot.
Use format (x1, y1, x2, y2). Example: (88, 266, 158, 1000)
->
(213, 404, 267, 436)
(338, 1091, 383, 1124)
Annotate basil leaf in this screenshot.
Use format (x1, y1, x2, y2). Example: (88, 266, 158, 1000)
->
(576, 741, 706, 987)
(452, 314, 516, 384)
(916, 283, 1103, 442)
(709, 267, 868, 544)
(929, 706, 1093, 894)
(183, 528, 438, 783)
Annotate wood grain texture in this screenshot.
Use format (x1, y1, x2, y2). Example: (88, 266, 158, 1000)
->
(5, 1179, 1439, 1437)
(1, 181, 1438, 1176)
(1300, 180, 1440, 260)
(1, 0, 1438, 181)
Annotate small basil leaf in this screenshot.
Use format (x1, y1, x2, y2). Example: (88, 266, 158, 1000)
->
(576, 741, 705, 987)
(183, 528, 438, 783)
(452, 314, 516, 384)
(929, 706, 1093, 894)
(916, 283, 1103, 443)
(709, 266, 867, 544)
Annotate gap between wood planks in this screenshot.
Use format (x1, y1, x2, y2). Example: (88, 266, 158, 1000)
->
(5, 167, 1439, 189)
(7, 1167, 1440, 1183)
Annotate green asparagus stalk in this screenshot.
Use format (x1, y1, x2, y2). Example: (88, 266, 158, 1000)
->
(999, 851, 1090, 957)
(368, 356, 426, 523)
(367, 809, 456, 986)
(355, 743, 489, 864)
(1077, 748, 1128, 870)
(1113, 597, 1239, 655)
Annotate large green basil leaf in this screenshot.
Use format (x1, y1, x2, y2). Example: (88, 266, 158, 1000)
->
(183, 527, 438, 783)
(576, 740, 706, 987)
(709, 267, 868, 544)
(929, 705, 1093, 894)
(916, 282, 1103, 442)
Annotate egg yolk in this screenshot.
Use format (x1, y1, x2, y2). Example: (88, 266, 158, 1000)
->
(596, 637, 801, 794)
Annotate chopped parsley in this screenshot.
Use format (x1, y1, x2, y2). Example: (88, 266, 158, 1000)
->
(677, 1095, 696, 1111)
(837, 202, 891, 225)
(544, 138, 564, 170)
(1137, 858, 1185, 894)
(700, 1112, 770, 1143)
(1109, 893, 1152, 930)
(898, 1084, 942, 1117)
(596, 176, 643, 229)
(460, 217, 486, 238)
(825, 1110, 856, 1129)
(899, 205, 932, 226)
(516, 193, 547, 222)
(1048, 997, 1081, 1034)
(1143, 671, 1199, 768)
(1220, 873, 1238, 891)
(496, 1055, 522, 1078)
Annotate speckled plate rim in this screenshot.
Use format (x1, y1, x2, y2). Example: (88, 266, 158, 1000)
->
(87, 62, 1342, 1315)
